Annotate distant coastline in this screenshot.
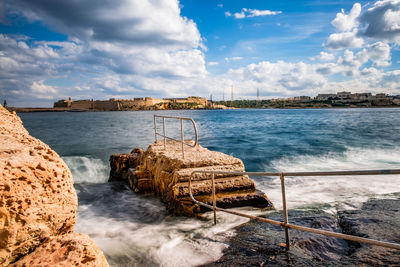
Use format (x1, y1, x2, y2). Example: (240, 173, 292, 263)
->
(5, 91, 400, 112)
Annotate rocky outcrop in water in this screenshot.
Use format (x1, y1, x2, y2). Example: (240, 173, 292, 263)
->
(109, 148, 143, 182)
(0, 105, 108, 266)
(109, 140, 273, 215)
(204, 198, 400, 266)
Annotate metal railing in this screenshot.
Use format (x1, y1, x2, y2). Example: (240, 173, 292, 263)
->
(153, 115, 198, 158)
(188, 169, 400, 250)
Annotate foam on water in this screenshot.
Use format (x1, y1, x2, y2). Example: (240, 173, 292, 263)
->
(63, 156, 109, 183)
(258, 146, 400, 210)
(74, 183, 256, 267)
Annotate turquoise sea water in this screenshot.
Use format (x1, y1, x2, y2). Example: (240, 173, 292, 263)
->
(19, 109, 400, 266)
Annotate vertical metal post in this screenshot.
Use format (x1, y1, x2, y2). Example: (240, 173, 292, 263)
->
(212, 173, 217, 225)
(180, 118, 185, 159)
(162, 117, 166, 150)
(280, 173, 290, 249)
(153, 115, 157, 142)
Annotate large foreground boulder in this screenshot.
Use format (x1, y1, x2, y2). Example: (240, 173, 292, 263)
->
(0, 105, 108, 266)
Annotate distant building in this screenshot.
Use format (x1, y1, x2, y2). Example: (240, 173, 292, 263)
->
(293, 96, 311, 102)
(351, 93, 372, 101)
(315, 94, 336, 101)
(336, 91, 351, 100)
(53, 97, 72, 108)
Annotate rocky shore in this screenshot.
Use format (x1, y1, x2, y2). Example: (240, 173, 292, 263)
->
(204, 197, 400, 266)
(0, 105, 108, 266)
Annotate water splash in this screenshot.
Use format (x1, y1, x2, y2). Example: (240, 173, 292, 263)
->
(257, 146, 400, 210)
(63, 156, 109, 183)
(74, 183, 256, 267)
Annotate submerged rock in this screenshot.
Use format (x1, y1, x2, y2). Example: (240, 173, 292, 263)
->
(0, 105, 108, 266)
(109, 140, 273, 215)
(204, 198, 400, 266)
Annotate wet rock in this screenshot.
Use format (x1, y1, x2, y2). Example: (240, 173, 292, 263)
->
(108, 148, 143, 182)
(10, 233, 108, 267)
(338, 198, 400, 265)
(205, 198, 400, 266)
(129, 140, 273, 215)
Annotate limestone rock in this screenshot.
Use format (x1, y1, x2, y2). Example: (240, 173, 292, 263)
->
(0, 105, 78, 265)
(118, 140, 273, 215)
(108, 148, 143, 182)
(10, 233, 108, 267)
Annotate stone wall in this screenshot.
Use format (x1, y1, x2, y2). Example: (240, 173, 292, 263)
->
(93, 100, 120, 111)
(71, 100, 93, 110)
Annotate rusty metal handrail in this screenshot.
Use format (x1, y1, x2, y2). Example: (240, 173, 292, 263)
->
(188, 169, 400, 250)
(153, 115, 198, 158)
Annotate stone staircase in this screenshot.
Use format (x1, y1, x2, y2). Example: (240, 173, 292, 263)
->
(110, 140, 273, 215)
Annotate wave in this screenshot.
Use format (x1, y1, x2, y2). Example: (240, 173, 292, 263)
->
(74, 183, 256, 267)
(63, 156, 109, 183)
(257, 146, 400, 210)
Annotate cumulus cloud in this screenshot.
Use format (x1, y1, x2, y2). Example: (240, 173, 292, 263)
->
(31, 80, 57, 94)
(1, 0, 208, 106)
(360, 0, 400, 43)
(319, 51, 335, 61)
(327, 0, 400, 49)
(326, 29, 364, 49)
(225, 8, 282, 19)
(331, 3, 361, 32)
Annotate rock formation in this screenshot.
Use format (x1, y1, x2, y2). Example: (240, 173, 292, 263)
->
(110, 140, 273, 215)
(10, 233, 108, 267)
(0, 105, 108, 266)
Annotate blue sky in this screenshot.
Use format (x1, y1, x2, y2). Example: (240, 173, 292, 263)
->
(1, 0, 400, 106)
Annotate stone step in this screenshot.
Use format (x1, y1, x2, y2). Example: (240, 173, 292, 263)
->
(172, 175, 255, 197)
(177, 190, 273, 214)
(174, 164, 245, 182)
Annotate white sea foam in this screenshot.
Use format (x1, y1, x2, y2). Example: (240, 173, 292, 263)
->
(258, 146, 400, 210)
(63, 156, 109, 183)
(74, 183, 257, 267)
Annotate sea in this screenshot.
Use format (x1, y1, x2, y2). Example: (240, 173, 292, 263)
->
(19, 108, 400, 266)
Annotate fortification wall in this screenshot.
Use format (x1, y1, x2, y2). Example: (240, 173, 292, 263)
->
(93, 100, 119, 111)
(145, 97, 166, 106)
(71, 100, 93, 110)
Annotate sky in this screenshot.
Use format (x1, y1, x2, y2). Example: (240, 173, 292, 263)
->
(0, 0, 400, 107)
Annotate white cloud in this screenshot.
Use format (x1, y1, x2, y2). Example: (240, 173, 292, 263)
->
(31, 80, 57, 94)
(217, 4, 223, 8)
(360, 0, 400, 43)
(207, 61, 219, 66)
(319, 51, 335, 61)
(327, 0, 400, 50)
(1, 0, 208, 106)
(225, 8, 282, 19)
(325, 30, 364, 49)
(331, 3, 361, 32)
(224, 56, 244, 62)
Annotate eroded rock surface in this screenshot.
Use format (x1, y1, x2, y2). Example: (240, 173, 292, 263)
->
(110, 140, 273, 215)
(0, 105, 77, 265)
(0, 105, 108, 266)
(10, 233, 108, 267)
